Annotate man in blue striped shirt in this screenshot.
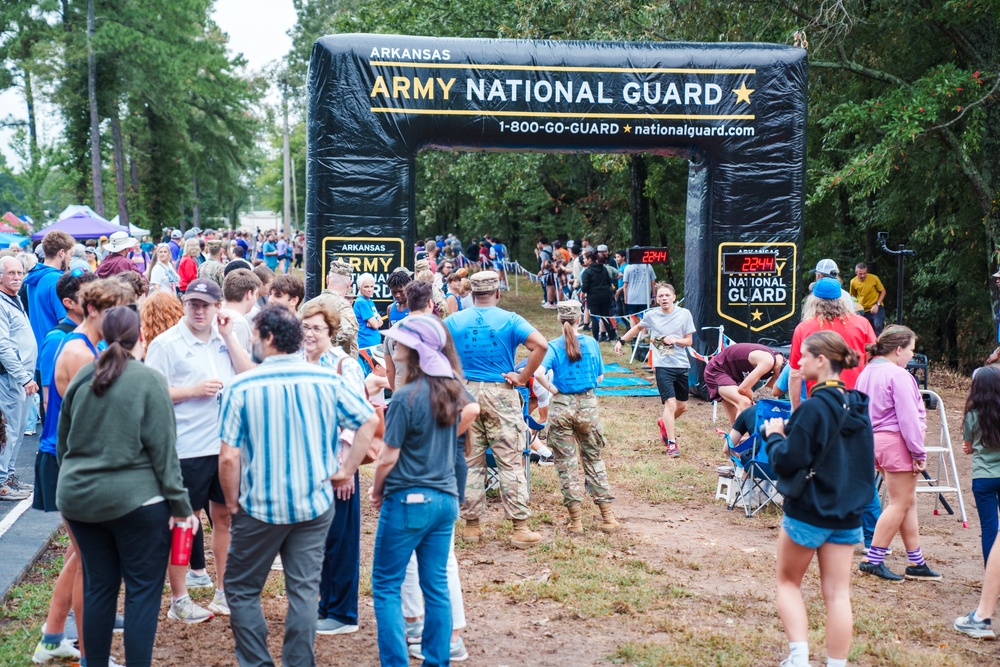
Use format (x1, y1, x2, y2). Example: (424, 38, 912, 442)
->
(219, 305, 378, 667)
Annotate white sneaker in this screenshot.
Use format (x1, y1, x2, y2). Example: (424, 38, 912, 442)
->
(168, 595, 214, 624)
(186, 570, 214, 589)
(208, 589, 230, 616)
(32, 637, 80, 664)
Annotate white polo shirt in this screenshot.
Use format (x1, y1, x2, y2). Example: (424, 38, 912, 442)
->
(145, 319, 236, 459)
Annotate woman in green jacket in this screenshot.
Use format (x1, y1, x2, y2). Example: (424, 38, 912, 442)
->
(57, 306, 196, 667)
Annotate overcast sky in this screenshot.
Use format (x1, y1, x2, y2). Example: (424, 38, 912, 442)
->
(0, 0, 297, 168)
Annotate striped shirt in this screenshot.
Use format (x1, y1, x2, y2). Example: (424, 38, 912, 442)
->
(219, 353, 373, 524)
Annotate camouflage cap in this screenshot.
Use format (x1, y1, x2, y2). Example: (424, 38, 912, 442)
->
(470, 270, 500, 292)
(328, 259, 354, 277)
(556, 299, 582, 321)
(414, 258, 431, 272)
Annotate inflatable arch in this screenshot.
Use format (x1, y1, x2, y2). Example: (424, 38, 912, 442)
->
(307, 34, 806, 342)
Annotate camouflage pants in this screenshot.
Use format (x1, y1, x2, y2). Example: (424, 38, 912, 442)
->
(463, 383, 530, 521)
(548, 391, 614, 507)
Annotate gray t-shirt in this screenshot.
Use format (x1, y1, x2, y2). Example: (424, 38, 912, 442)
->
(639, 306, 696, 369)
(383, 378, 473, 498)
(964, 410, 1000, 479)
(623, 263, 656, 305)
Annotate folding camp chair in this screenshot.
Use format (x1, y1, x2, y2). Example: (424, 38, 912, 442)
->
(484, 387, 538, 500)
(724, 398, 790, 517)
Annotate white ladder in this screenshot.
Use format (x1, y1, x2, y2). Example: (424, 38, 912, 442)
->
(914, 390, 968, 528)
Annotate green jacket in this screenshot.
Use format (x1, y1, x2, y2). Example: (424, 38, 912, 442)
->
(57, 359, 192, 523)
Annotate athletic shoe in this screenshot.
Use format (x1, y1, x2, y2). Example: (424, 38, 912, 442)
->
(167, 596, 214, 624)
(954, 610, 995, 639)
(113, 613, 124, 633)
(316, 618, 358, 635)
(408, 637, 469, 662)
(0, 482, 30, 501)
(186, 571, 214, 589)
(208, 590, 230, 616)
(8, 475, 33, 492)
(904, 563, 943, 581)
(858, 560, 903, 581)
(405, 618, 423, 645)
(656, 419, 669, 446)
(32, 637, 80, 664)
(537, 453, 554, 466)
(24, 429, 36, 436)
(664, 440, 680, 458)
(778, 658, 812, 667)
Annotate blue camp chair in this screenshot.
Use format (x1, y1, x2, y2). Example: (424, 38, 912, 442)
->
(484, 385, 539, 500)
(725, 398, 790, 517)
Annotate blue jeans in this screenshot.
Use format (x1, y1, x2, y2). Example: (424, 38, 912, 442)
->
(972, 477, 1000, 565)
(372, 487, 458, 667)
(861, 478, 882, 549)
(318, 471, 360, 624)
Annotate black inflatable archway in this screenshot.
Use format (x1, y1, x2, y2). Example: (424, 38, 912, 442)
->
(307, 34, 806, 342)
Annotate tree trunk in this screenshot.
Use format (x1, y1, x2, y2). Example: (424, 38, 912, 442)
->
(630, 154, 651, 247)
(86, 0, 104, 216)
(110, 107, 129, 229)
(191, 176, 201, 229)
(128, 132, 139, 192)
(24, 68, 40, 170)
(291, 155, 300, 231)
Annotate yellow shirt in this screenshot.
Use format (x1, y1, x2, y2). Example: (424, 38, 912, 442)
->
(850, 274, 885, 311)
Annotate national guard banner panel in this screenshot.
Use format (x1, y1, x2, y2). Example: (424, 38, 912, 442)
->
(307, 34, 806, 341)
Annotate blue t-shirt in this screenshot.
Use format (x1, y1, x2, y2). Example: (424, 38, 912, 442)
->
(775, 363, 805, 398)
(541, 335, 604, 394)
(445, 306, 536, 382)
(169, 240, 182, 262)
(354, 296, 382, 348)
(38, 317, 78, 388)
(263, 241, 278, 269)
(388, 302, 409, 325)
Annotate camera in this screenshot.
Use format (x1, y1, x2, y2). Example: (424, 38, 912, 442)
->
(759, 419, 787, 440)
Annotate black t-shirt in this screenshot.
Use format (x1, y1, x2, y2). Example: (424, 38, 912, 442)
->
(732, 405, 757, 438)
(383, 378, 473, 498)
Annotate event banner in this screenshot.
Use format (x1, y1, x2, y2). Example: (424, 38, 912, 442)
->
(307, 34, 806, 338)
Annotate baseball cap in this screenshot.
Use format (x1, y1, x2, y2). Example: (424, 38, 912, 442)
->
(812, 258, 839, 278)
(182, 278, 222, 303)
(556, 300, 582, 321)
(813, 277, 842, 300)
(597, 244, 609, 252)
(470, 270, 500, 292)
(170, 230, 182, 239)
(382, 315, 455, 378)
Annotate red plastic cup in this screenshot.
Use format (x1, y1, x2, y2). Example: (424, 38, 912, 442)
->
(170, 525, 194, 566)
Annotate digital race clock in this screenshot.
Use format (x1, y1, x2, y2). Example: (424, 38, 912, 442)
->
(722, 251, 778, 275)
(627, 246, 671, 265)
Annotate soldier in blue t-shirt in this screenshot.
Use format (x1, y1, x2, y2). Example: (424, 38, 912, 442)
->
(540, 300, 619, 535)
(445, 271, 548, 548)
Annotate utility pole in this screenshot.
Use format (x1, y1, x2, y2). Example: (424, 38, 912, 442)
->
(281, 74, 292, 240)
(87, 0, 104, 216)
(291, 155, 300, 231)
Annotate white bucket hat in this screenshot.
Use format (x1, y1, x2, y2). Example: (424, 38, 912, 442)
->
(105, 231, 137, 253)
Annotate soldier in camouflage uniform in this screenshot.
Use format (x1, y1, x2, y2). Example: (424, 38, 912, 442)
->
(445, 270, 549, 548)
(304, 260, 359, 357)
(541, 300, 619, 533)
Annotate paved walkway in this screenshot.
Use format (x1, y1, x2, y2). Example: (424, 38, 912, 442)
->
(0, 431, 63, 600)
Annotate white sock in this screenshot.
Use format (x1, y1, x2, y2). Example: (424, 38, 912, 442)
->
(788, 641, 808, 665)
(827, 658, 847, 667)
(536, 445, 552, 457)
(973, 610, 987, 622)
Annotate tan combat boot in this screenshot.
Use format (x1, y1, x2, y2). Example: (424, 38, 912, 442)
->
(566, 502, 584, 535)
(462, 518, 483, 543)
(510, 518, 542, 548)
(598, 503, 620, 533)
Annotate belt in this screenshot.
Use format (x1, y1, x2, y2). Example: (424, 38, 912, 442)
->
(465, 380, 514, 390)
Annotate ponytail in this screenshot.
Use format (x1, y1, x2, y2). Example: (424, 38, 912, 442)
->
(91, 306, 140, 397)
(865, 325, 916, 362)
(562, 320, 582, 362)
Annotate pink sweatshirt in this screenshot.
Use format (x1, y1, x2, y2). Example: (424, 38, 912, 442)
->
(855, 358, 926, 459)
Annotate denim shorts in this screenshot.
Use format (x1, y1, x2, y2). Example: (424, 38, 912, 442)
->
(782, 515, 862, 549)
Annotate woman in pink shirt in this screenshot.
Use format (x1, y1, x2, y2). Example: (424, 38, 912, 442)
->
(855, 326, 941, 582)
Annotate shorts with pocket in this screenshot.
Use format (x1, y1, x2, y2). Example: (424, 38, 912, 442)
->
(782, 515, 862, 549)
(179, 455, 226, 512)
(654, 367, 689, 403)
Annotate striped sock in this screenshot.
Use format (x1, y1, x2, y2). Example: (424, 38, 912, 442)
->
(907, 547, 925, 566)
(864, 545, 888, 566)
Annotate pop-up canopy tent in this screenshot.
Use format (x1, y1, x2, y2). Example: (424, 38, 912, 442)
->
(109, 215, 150, 237)
(0, 231, 29, 247)
(0, 212, 26, 234)
(32, 212, 127, 241)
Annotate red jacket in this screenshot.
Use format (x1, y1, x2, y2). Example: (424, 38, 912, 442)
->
(96, 252, 149, 290)
(177, 256, 198, 292)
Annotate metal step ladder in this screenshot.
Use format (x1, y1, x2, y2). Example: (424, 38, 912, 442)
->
(911, 390, 968, 528)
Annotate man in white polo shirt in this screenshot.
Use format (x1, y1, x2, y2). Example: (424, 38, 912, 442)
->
(146, 278, 254, 623)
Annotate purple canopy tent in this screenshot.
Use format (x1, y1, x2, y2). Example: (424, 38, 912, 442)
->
(31, 212, 127, 241)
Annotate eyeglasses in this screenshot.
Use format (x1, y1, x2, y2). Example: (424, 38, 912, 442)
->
(301, 324, 329, 334)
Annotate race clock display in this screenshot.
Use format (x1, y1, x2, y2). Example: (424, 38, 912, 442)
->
(722, 251, 778, 275)
(627, 246, 670, 265)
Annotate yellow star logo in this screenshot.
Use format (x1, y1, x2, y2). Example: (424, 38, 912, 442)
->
(733, 81, 754, 104)
(751, 309, 763, 321)
(624, 124, 632, 133)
